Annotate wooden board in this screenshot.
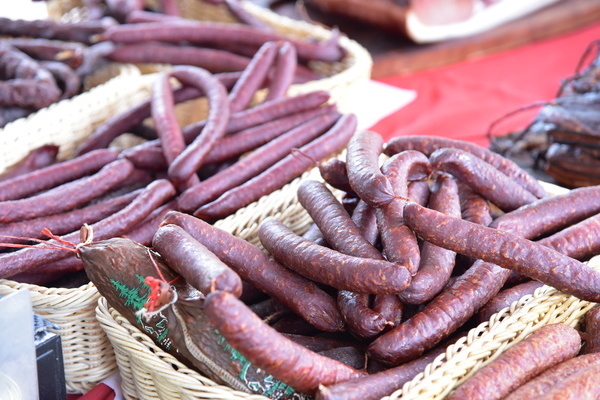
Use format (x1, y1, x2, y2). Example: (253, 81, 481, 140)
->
(251, 0, 600, 78)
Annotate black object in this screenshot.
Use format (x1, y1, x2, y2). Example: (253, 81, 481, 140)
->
(34, 315, 66, 400)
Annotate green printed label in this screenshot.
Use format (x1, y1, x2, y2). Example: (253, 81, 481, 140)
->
(111, 275, 172, 350)
(216, 331, 306, 400)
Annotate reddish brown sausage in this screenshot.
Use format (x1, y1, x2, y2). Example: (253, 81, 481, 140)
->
(194, 113, 357, 221)
(0, 179, 176, 278)
(457, 181, 492, 226)
(403, 200, 600, 303)
(345, 130, 394, 208)
(0, 158, 135, 223)
(168, 66, 230, 184)
(204, 290, 366, 394)
(264, 41, 296, 102)
(430, 147, 538, 212)
(398, 173, 460, 304)
(0, 144, 58, 182)
(0, 149, 118, 202)
(153, 224, 243, 297)
(582, 305, 600, 354)
(258, 218, 411, 294)
(518, 361, 600, 400)
(477, 280, 544, 323)
(446, 323, 581, 400)
(504, 353, 600, 400)
(161, 211, 345, 332)
(384, 135, 547, 198)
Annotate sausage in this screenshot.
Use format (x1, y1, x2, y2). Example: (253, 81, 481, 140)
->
(99, 20, 344, 62)
(194, 113, 357, 221)
(182, 90, 330, 141)
(337, 291, 388, 339)
(167, 66, 230, 184)
(376, 150, 431, 275)
(446, 323, 581, 400)
(372, 294, 403, 328)
(123, 200, 177, 246)
(153, 224, 243, 297)
(264, 41, 296, 102)
(398, 173, 460, 304)
(258, 218, 411, 294)
(0, 16, 112, 45)
(297, 180, 381, 260)
(0, 158, 135, 223)
(203, 290, 366, 394)
(537, 212, 600, 261)
(0, 149, 119, 202)
(345, 130, 394, 208)
(202, 104, 338, 165)
(477, 280, 544, 323)
(530, 362, 600, 400)
(0, 189, 140, 245)
(177, 111, 339, 212)
(0, 179, 176, 278)
(582, 305, 600, 354)
(430, 147, 538, 212)
(407, 180, 431, 206)
(383, 135, 547, 198)
(160, 211, 345, 332)
(227, 41, 278, 113)
(4, 37, 85, 69)
(77, 85, 202, 155)
(318, 157, 353, 194)
(504, 353, 600, 400)
(457, 181, 492, 226)
(0, 144, 58, 182)
(151, 72, 200, 190)
(403, 200, 600, 303)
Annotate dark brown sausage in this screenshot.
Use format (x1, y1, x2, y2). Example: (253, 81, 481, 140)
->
(0, 179, 176, 278)
(515, 361, 600, 400)
(398, 173, 460, 304)
(457, 181, 492, 226)
(350, 199, 378, 246)
(161, 211, 345, 332)
(430, 147, 538, 212)
(504, 353, 600, 400)
(537, 212, 600, 261)
(384, 135, 547, 198)
(0, 158, 135, 223)
(0, 149, 119, 202)
(345, 130, 394, 208)
(582, 305, 600, 354)
(318, 157, 353, 194)
(446, 323, 581, 400)
(153, 224, 243, 297)
(194, 113, 357, 221)
(477, 280, 544, 323)
(376, 150, 431, 275)
(258, 218, 411, 294)
(403, 200, 600, 303)
(203, 290, 366, 394)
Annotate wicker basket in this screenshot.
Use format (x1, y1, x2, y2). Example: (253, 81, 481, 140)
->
(94, 181, 600, 400)
(0, 63, 150, 393)
(45, 0, 373, 115)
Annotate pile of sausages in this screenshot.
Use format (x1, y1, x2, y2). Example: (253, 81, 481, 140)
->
(0, 43, 355, 286)
(95, 132, 600, 399)
(0, 0, 345, 128)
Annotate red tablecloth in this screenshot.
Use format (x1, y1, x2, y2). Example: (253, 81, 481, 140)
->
(370, 21, 600, 147)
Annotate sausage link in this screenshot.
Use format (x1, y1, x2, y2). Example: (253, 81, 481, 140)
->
(0, 144, 58, 182)
(0, 149, 118, 201)
(161, 211, 345, 332)
(477, 280, 544, 323)
(0, 179, 176, 278)
(398, 173, 460, 304)
(0, 158, 135, 223)
(204, 290, 366, 394)
(582, 305, 600, 354)
(153, 224, 242, 297)
(345, 130, 394, 208)
(264, 41, 296, 102)
(194, 113, 356, 220)
(384, 135, 547, 198)
(530, 362, 600, 400)
(430, 147, 537, 212)
(504, 353, 600, 400)
(258, 218, 411, 294)
(457, 181, 492, 226)
(404, 201, 600, 303)
(446, 323, 581, 400)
